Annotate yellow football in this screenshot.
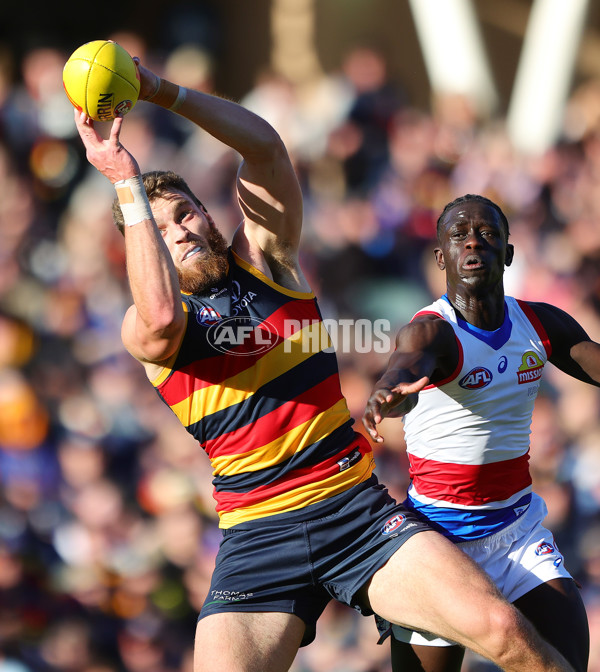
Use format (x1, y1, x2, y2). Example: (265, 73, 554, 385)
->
(63, 40, 140, 122)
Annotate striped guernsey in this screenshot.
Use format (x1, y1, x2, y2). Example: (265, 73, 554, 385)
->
(151, 250, 374, 528)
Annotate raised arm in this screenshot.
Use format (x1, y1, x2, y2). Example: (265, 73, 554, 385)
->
(74, 111, 185, 368)
(529, 302, 600, 385)
(137, 61, 306, 290)
(362, 315, 457, 443)
(74, 55, 308, 373)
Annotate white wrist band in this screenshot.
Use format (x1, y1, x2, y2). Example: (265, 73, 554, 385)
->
(114, 175, 153, 227)
(170, 86, 187, 112)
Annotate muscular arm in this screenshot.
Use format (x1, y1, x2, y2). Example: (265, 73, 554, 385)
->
(362, 315, 458, 442)
(76, 58, 307, 370)
(143, 66, 306, 290)
(73, 112, 186, 367)
(529, 302, 600, 385)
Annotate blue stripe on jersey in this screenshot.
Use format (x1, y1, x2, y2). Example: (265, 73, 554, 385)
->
(191, 349, 339, 444)
(212, 420, 357, 493)
(405, 492, 532, 541)
(441, 294, 512, 351)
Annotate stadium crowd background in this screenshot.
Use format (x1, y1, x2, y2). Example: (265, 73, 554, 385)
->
(3, 4, 600, 671)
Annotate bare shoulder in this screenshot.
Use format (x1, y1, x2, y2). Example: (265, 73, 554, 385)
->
(398, 313, 455, 348)
(524, 300, 590, 343)
(395, 313, 459, 381)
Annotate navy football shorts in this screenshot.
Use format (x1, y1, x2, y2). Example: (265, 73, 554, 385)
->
(198, 475, 431, 646)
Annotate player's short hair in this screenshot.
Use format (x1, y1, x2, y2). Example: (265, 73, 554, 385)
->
(112, 170, 206, 235)
(436, 194, 510, 242)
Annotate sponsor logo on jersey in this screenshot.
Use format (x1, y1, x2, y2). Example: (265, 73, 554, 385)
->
(208, 589, 254, 604)
(513, 505, 529, 518)
(209, 286, 228, 299)
(459, 367, 493, 389)
(337, 449, 362, 472)
(535, 541, 555, 556)
(382, 514, 405, 536)
(196, 306, 222, 327)
(208, 316, 279, 355)
(517, 351, 544, 384)
(231, 280, 258, 315)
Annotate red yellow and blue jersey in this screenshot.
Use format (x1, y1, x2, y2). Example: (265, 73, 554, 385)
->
(151, 250, 374, 528)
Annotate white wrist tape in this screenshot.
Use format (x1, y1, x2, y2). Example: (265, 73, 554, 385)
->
(114, 175, 153, 227)
(170, 86, 187, 112)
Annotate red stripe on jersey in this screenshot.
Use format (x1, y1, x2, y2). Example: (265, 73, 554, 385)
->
(516, 300, 552, 358)
(205, 374, 346, 459)
(157, 299, 322, 405)
(408, 451, 532, 506)
(214, 435, 372, 513)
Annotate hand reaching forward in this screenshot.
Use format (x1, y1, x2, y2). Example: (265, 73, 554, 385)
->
(74, 110, 140, 184)
(362, 376, 429, 443)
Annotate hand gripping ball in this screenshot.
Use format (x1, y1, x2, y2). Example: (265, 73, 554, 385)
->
(63, 40, 140, 121)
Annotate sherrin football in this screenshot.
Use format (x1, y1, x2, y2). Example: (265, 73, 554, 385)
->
(63, 40, 140, 121)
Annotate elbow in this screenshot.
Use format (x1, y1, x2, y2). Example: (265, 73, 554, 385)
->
(148, 306, 184, 338)
(248, 126, 288, 162)
(137, 313, 185, 362)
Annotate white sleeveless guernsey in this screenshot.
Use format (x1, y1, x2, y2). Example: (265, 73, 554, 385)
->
(403, 294, 551, 540)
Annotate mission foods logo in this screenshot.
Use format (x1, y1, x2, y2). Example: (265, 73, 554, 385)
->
(517, 351, 544, 384)
(207, 316, 278, 355)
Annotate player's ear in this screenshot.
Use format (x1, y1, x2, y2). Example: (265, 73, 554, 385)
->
(434, 247, 445, 270)
(505, 243, 514, 267)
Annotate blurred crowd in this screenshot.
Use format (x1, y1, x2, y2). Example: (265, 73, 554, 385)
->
(2, 23, 600, 672)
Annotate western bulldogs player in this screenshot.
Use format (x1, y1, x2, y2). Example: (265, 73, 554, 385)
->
(363, 194, 591, 672)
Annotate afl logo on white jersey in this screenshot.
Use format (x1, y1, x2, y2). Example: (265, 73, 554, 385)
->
(535, 541, 555, 556)
(459, 367, 493, 389)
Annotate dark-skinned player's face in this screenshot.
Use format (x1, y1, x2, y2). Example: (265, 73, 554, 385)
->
(434, 201, 514, 293)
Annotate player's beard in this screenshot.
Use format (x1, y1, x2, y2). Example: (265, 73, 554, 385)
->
(177, 225, 229, 295)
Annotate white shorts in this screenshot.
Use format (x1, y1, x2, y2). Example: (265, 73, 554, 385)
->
(390, 493, 573, 647)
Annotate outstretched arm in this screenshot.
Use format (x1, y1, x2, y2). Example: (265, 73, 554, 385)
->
(362, 316, 457, 443)
(529, 302, 600, 385)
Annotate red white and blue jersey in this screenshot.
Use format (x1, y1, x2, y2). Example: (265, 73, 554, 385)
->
(403, 294, 551, 541)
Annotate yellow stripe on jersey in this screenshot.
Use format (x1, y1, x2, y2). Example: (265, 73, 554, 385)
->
(231, 251, 315, 299)
(168, 320, 332, 427)
(210, 397, 351, 476)
(218, 455, 376, 529)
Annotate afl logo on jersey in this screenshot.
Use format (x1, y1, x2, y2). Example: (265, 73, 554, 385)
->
(535, 541, 555, 556)
(208, 316, 279, 356)
(382, 514, 405, 536)
(459, 367, 493, 389)
(196, 306, 222, 327)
